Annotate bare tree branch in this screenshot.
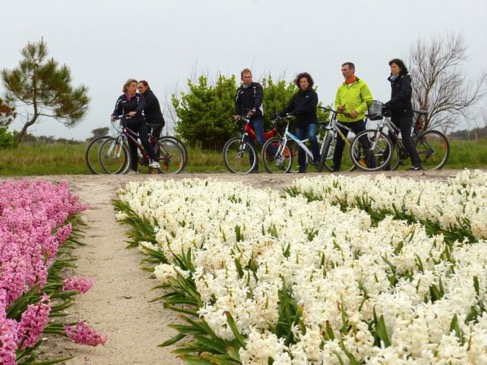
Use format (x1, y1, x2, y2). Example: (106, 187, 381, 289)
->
(408, 32, 487, 132)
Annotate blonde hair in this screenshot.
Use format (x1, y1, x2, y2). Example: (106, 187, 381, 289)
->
(123, 78, 137, 93)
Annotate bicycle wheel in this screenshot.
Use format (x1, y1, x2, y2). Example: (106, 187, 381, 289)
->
(155, 137, 185, 174)
(163, 136, 188, 169)
(415, 130, 450, 170)
(388, 144, 402, 171)
(99, 137, 130, 174)
(350, 129, 393, 171)
(317, 133, 333, 172)
(222, 137, 257, 173)
(85, 136, 111, 174)
(262, 137, 293, 173)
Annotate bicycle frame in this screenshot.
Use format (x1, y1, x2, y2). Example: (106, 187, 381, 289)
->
(273, 116, 329, 163)
(110, 116, 176, 170)
(382, 115, 431, 157)
(319, 107, 353, 144)
(236, 115, 278, 143)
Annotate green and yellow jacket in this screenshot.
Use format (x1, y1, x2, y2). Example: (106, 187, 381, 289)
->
(335, 78, 373, 123)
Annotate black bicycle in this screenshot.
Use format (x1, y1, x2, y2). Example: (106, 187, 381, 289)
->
(350, 101, 450, 171)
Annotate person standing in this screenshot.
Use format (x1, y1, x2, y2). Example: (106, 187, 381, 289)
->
(111, 79, 160, 174)
(281, 72, 319, 173)
(234, 68, 264, 173)
(333, 62, 373, 172)
(137, 80, 165, 140)
(385, 58, 423, 171)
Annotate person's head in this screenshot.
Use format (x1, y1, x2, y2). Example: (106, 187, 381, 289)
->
(137, 80, 150, 94)
(341, 62, 355, 79)
(123, 79, 138, 95)
(389, 58, 408, 76)
(296, 72, 314, 91)
(240, 68, 253, 86)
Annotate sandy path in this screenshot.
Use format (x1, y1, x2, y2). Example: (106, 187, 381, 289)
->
(39, 175, 185, 365)
(32, 170, 468, 364)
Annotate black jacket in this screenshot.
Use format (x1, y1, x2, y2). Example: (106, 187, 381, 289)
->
(386, 73, 413, 119)
(112, 93, 145, 120)
(235, 82, 264, 120)
(141, 88, 165, 126)
(283, 88, 318, 127)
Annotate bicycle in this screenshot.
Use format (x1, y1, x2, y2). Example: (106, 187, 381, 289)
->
(97, 115, 185, 174)
(350, 101, 450, 171)
(222, 115, 279, 173)
(262, 112, 350, 173)
(143, 123, 188, 170)
(315, 106, 359, 172)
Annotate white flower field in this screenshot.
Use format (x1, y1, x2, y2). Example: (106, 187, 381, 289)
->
(114, 169, 487, 365)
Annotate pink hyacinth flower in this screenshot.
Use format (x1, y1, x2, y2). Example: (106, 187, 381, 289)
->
(62, 276, 94, 294)
(64, 321, 107, 346)
(17, 294, 51, 349)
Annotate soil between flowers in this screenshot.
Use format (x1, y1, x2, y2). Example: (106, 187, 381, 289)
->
(33, 169, 469, 364)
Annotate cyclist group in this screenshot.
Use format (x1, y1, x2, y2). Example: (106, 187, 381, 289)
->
(234, 59, 422, 173)
(111, 57, 421, 175)
(110, 79, 166, 174)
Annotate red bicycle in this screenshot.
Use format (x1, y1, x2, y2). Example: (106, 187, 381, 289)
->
(222, 115, 279, 173)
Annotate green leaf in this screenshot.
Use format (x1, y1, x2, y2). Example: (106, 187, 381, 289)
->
(225, 312, 246, 347)
(159, 333, 186, 347)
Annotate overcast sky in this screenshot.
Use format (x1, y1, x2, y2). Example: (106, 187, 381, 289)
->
(2, 0, 486, 140)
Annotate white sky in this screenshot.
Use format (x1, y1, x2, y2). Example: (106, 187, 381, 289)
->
(2, 0, 486, 140)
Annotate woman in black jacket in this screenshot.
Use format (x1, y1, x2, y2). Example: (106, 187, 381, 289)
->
(137, 80, 165, 140)
(282, 72, 319, 173)
(385, 59, 423, 171)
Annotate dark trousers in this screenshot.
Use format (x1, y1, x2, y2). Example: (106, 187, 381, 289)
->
(247, 117, 265, 171)
(126, 118, 157, 171)
(333, 119, 366, 171)
(295, 123, 320, 172)
(148, 123, 164, 159)
(393, 116, 421, 167)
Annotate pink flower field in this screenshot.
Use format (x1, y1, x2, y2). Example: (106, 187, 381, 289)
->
(0, 179, 106, 365)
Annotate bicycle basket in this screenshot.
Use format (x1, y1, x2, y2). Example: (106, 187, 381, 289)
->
(367, 100, 384, 121)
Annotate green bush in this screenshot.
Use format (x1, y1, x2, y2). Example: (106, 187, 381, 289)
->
(172, 73, 323, 150)
(173, 75, 237, 150)
(0, 128, 17, 149)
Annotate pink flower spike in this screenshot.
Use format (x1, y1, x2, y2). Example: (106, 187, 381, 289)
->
(62, 276, 94, 294)
(0, 317, 18, 365)
(64, 321, 107, 346)
(17, 294, 51, 349)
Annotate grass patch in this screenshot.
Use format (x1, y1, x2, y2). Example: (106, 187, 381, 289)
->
(0, 138, 485, 176)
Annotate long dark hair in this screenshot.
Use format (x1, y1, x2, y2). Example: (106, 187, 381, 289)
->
(389, 58, 409, 74)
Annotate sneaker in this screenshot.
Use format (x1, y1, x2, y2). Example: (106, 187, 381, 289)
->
(148, 160, 160, 169)
(127, 169, 138, 175)
(275, 155, 284, 167)
(408, 165, 423, 171)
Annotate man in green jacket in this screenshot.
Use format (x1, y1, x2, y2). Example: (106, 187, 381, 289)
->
(333, 62, 373, 171)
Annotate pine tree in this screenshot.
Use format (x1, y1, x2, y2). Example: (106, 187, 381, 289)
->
(1, 39, 90, 143)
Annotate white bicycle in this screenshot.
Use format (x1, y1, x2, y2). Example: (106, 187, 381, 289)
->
(261, 114, 328, 173)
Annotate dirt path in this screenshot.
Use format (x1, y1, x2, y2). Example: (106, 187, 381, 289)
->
(33, 170, 469, 364)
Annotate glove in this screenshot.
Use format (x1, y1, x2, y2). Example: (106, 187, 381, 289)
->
(382, 105, 392, 118)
